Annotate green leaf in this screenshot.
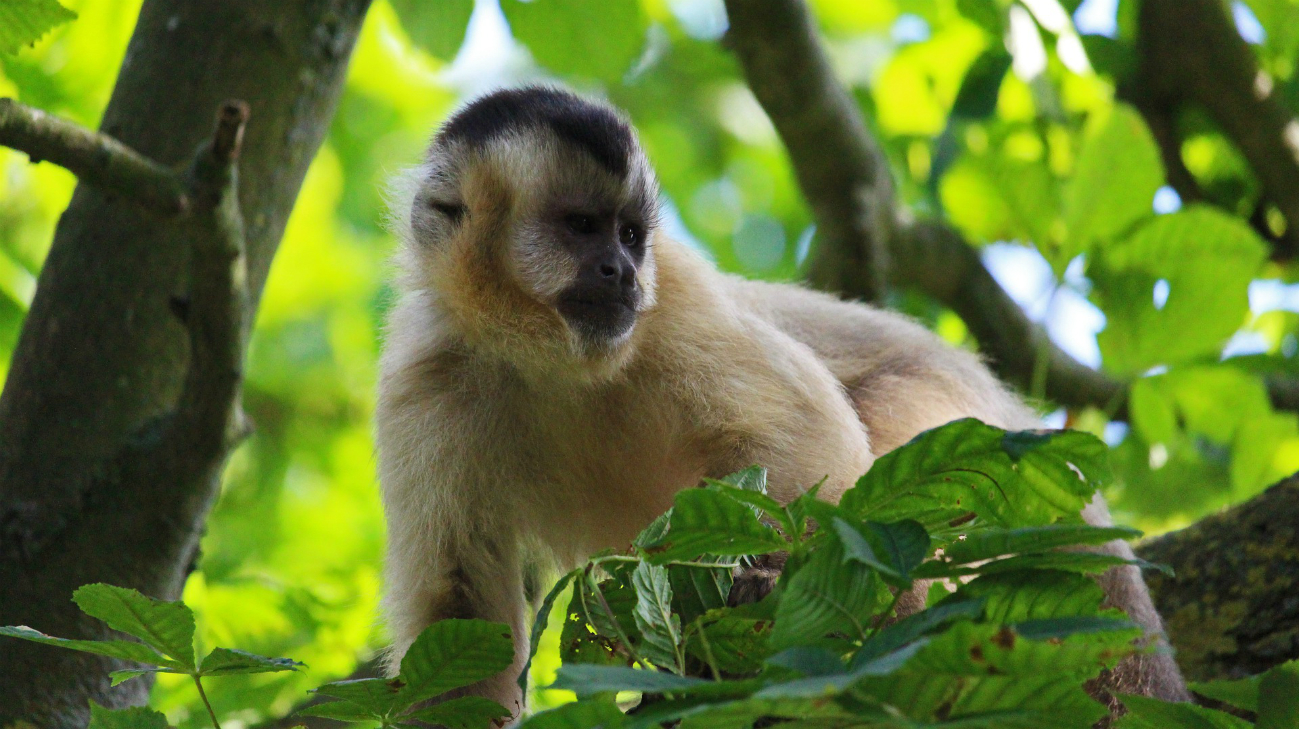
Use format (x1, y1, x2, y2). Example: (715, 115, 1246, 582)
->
(915, 550, 1170, 579)
(0, 0, 76, 55)
(0, 625, 176, 669)
(197, 647, 303, 676)
(296, 699, 382, 723)
(398, 619, 516, 706)
(852, 599, 986, 666)
(687, 612, 772, 674)
(833, 517, 930, 587)
(1258, 661, 1299, 729)
(842, 420, 1103, 529)
(520, 568, 578, 694)
(389, 0, 474, 59)
(951, 47, 1011, 119)
(667, 557, 733, 626)
(1060, 104, 1162, 271)
(1116, 693, 1252, 728)
(549, 664, 709, 695)
(770, 539, 882, 650)
(311, 676, 404, 711)
(764, 646, 845, 677)
(502, 0, 648, 82)
(642, 488, 788, 563)
(87, 701, 170, 729)
(1095, 206, 1268, 375)
(403, 696, 511, 729)
(632, 562, 684, 673)
(72, 584, 196, 670)
(954, 570, 1110, 624)
(108, 669, 157, 687)
(519, 698, 629, 728)
(942, 524, 1141, 563)
(1189, 675, 1262, 713)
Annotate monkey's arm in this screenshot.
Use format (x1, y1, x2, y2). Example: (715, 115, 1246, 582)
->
(375, 304, 529, 719)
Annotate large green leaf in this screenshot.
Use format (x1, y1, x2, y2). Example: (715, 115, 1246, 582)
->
(388, 0, 474, 59)
(642, 488, 788, 563)
(770, 540, 882, 650)
(687, 611, 772, 675)
(841, 420, 1103, 529)
(668, 557, 733, 626)
(0, 0, 76, 55)
(942, 524, 1141, 563)
(549, 664, 709, 695)
(502, 0, 647, 82)
(72, 584, 196, 670)
(403, 696, 511, 729)
(87, 701, 170, 729)
(519, 698, 629, 728)
(197, 647, 303, 676)
(520, 568, 578, 694)
(398, 619, 516, 705)
(632, 562, 684, 673)
(952, 570, 1109, 624)
(1060, 104, 1163, 271)
(0, 625, 176, 669)
(1095, 205, 1268, 375)
(1258, 660, 1299, 729)
(1116, 693, 1252, 728)
(832, 517, 930, 588)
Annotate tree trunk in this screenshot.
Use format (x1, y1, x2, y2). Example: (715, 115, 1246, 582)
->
(0, 0, 370, 724)
(1137, 476, 1299, 681)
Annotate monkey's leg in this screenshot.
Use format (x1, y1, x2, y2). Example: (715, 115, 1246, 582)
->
(383, 525, 529, 721)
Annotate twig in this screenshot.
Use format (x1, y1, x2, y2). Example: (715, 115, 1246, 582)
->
(174, 100, 251, 446)
(0, 97, 188, 215)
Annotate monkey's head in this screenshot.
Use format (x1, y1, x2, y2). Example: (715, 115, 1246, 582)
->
(397, 86, 662, 373)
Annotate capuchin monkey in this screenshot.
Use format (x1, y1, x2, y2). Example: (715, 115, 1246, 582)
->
(376, 86, 1188, 720)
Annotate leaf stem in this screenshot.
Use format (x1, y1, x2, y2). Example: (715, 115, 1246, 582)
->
(691, 617, 722, 682)
(598, 555, 741, 570)
(193, 675, 220, 729)
(866, 589, 905, 643)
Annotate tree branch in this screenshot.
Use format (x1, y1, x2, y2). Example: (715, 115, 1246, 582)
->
(722, 0, 1295, 416)
(1134, 0, 1298, 262)
(722, 0, 1127, 413)
(0, 97, 188, 215)
(723, 0, 891, 303)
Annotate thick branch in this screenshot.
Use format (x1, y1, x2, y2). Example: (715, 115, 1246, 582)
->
(722, 0, 1126, 413)
(724, 0, 891, 303)
(0, 97, 187, 215)
(1137, 475, 1298, 681)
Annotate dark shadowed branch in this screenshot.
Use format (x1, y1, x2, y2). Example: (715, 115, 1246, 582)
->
(1129, 0, 1298, 262)
(721, 0, 1295, 417)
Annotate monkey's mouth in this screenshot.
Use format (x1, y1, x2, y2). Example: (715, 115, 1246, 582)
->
(557, 293, 639, 343)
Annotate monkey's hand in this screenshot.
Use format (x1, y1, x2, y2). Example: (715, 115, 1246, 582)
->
(726, 552, 786, 607)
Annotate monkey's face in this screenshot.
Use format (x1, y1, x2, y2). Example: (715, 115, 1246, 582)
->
(402, 87, 661, 367)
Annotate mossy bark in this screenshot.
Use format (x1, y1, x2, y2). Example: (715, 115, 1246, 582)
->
(1138, 476, 1299, 682)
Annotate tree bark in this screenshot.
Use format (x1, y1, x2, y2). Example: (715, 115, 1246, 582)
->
(0, 0, 370, 725)
(1137, 476, 1299, 682)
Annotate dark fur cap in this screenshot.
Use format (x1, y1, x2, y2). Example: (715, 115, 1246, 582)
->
(435, 86, 636, 177)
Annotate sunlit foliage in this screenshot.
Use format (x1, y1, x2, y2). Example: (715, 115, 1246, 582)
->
(1, 0, 1295, 725)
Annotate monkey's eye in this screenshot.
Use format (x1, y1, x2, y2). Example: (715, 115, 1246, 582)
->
(619, 224, 642, 248)
(566, 214, 598, 235)
(430, 200, 466, 224)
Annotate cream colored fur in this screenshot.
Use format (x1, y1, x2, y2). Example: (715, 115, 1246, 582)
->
(376, 102, 1187, 721)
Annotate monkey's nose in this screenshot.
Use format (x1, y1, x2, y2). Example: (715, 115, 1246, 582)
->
(593, 254, 636, 292)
